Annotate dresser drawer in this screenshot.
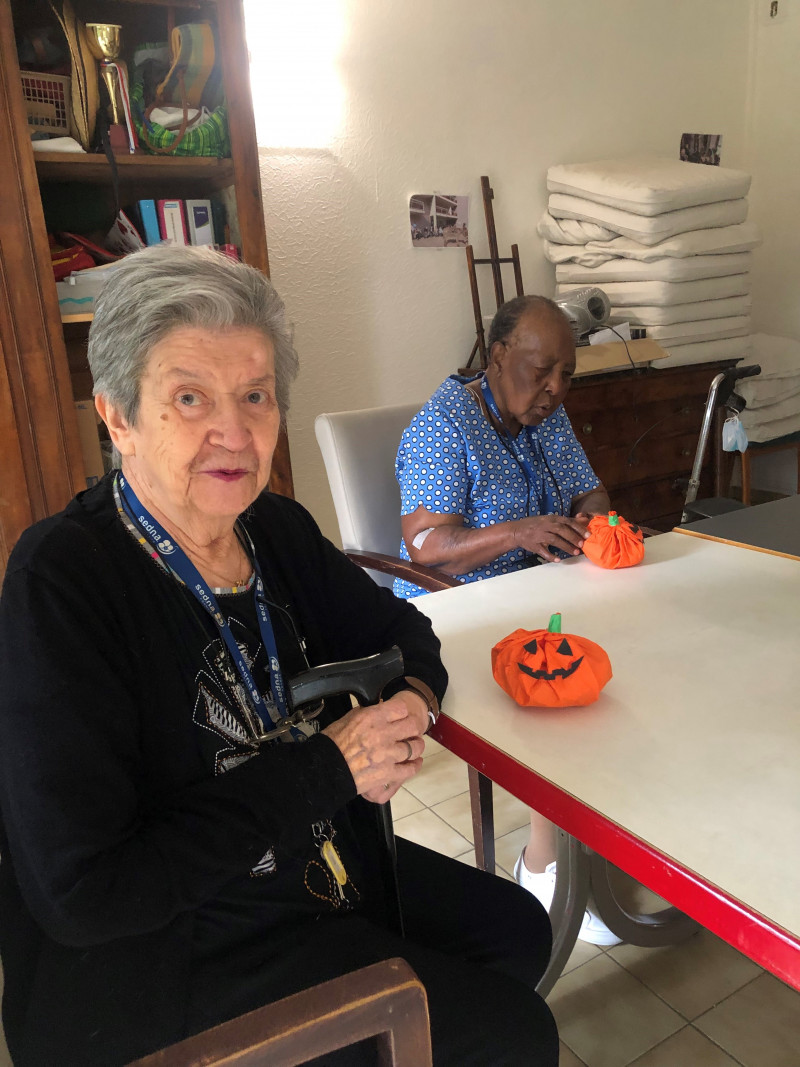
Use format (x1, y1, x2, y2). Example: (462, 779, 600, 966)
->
(566, 361, 734, 417)
(589, 432, 700, 490)
(569, 396, 703, 451)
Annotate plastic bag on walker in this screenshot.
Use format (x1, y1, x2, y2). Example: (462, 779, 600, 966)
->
(722, 414, 749, 452)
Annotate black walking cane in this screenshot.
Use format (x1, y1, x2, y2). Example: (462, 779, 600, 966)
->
(288, 647, 406, 936)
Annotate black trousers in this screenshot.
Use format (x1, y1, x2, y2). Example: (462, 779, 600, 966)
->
(188, 838, 559, 1067)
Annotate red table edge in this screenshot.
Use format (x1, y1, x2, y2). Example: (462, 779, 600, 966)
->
(431, 714, 800, 992)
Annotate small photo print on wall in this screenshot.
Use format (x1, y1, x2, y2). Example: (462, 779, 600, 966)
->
(409, 194, 469, 247)
(680, 133, 722, 166)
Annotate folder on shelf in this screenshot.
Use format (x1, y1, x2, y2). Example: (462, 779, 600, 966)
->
(136, 200, 162, 245)
(185, 199, 214, 245)
(210, 197, 227, 245)
(105, 210, 145, 256)
(157, 199, 188, 245)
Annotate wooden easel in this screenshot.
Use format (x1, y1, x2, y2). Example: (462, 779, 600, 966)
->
(464, 176, 524, 369)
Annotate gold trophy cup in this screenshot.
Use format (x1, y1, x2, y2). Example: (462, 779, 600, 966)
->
(85, 23, 128, 152)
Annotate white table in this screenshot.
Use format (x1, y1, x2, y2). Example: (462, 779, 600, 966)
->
(416, 533, 800, 992)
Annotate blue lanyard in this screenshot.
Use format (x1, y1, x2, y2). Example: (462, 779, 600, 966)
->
(116, 473, 291, 735)
(480, 375, 546, 512)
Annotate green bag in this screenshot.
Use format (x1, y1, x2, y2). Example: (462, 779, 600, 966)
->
(130, 39, 230, 158)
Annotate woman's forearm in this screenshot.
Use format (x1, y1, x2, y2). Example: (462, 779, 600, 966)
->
(409, 522, 519, 574)
(408, 512, 592, 572)
(571, 485, 611, 517)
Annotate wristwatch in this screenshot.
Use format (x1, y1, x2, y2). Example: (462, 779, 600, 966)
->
(402, 676, 440, 733)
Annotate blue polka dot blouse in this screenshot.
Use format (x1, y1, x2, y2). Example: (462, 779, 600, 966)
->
(394, 374, 600, 598)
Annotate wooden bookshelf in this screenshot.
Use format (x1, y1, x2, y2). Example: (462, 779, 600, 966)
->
(34, 152, 237, 189)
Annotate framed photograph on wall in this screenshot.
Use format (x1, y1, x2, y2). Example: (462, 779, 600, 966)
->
(680, 133, 722, 165)
(409, 194, 469, 247)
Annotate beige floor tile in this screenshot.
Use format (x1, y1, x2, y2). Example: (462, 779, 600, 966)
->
(422, 734, 445, 757)
(389, 787, 424, 820)
(561, 937, 604, 977)
(609, 928, 762, 1020)
(393, 807, 472, 858)
(559, 1041, 588, 1066)
(628, 1026, 740, 1066)
(403, 749, 470, 806)
(429, 789, 472, 836)
(695, 972, 800, 1067)
(549, 954, 684, 1067)
(433, 783, 529, 842)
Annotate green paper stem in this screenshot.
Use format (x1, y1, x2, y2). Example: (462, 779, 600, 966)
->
(548, 613, 562, 633)
(608, 511, 620, 526)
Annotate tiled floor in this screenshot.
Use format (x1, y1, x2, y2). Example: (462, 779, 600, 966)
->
(393, 740, 800, 1067)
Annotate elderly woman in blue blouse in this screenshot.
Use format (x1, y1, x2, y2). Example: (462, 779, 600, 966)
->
(394, 293, 621, 947)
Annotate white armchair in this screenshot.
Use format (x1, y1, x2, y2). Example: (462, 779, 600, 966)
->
(315, 403, 459, 592)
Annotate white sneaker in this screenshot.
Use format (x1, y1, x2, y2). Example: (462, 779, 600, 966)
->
(513, 852, 623, 947)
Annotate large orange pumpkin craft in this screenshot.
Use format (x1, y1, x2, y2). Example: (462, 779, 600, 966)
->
(583, 511, 645, 570)
(491, 613, 612, 708)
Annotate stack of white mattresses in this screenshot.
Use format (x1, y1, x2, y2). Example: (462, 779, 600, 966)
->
(538, 157, 761, 368)
(739, 334, 800, 443)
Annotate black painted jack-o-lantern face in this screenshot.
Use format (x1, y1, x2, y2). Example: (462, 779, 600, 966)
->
(491, 613, 612, 707)
(518, 635, 584, 681)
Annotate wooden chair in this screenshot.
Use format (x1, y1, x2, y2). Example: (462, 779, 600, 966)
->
(128, 958, 431, 1067)
(314, 404, 459, 593)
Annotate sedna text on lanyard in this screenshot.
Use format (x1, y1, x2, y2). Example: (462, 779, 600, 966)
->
(115, 472, 300, 740)
(480, 375, 555, 515)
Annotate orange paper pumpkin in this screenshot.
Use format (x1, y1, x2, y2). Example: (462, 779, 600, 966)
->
(491, 613, 612, 708)
(583, 511, 645, 570)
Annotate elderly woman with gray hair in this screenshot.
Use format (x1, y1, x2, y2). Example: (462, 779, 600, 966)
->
(0, 246, 557, 1067)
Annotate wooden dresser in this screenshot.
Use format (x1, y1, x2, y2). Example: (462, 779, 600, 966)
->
(564, 360, 735, 530)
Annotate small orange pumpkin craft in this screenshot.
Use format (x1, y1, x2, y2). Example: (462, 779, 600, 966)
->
(491, 613, 612, 708)
(582, 511, 645, 570)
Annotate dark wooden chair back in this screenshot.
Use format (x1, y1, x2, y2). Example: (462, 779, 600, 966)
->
(128, 957, 432, 1067)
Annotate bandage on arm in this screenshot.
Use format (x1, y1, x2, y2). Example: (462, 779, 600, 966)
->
(402, 507, 519, 573)
(411, 527, 436, 550)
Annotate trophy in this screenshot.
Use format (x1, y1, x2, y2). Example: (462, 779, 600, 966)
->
(85, 23, 129, 152)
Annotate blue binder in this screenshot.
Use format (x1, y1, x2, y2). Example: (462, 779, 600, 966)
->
(136, 200, 162, 246)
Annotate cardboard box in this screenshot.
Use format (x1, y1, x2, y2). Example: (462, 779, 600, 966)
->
(74, 400, 105, 487)
(574, 338, 668, 377)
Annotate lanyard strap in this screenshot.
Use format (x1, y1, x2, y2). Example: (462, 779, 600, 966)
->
(480, 375, 545, 509)
(116, 473, 290, 734)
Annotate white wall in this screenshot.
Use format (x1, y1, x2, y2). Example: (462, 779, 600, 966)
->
(747, 0, 800, 340)
(742, 0, 800, 495)
(245, 0, 753, 541)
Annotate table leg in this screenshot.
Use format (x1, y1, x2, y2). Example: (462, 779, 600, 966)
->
(536, 830, 592, 998)
(535, 832, 699, 999)
(468, 766, 495, 873)
(589, 853, 698, 946)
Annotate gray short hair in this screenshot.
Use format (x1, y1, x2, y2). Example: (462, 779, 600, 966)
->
(88, 245, 298, 426)
(487, 294, 570, 350)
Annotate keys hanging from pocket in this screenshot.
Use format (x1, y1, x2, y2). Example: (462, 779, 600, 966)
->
(313, 820, 348, 901)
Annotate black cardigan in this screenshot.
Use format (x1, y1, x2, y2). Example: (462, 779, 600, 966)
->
(0, 476, 446, 1065)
